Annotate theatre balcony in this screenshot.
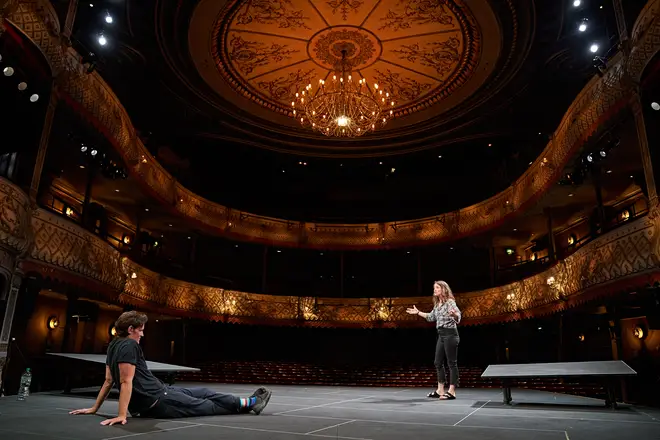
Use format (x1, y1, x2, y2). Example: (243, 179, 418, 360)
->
(1, 0, 659, 412)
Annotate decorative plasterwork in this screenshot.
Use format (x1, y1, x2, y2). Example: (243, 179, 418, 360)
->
(189, 0, 502, 135)
(28, 209, 125, 291)
(19, 204, 660, 327)
(210, 0, 481, 120)
(0, 178, 33, 260)
(6, 0, 660, 250)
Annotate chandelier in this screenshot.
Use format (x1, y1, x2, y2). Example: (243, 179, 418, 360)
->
(291, 50, 395, 138)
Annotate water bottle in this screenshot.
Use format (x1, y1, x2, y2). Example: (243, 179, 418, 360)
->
(17, 368, 32, 401)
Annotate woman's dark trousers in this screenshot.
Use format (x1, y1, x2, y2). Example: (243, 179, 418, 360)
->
(434, 328, 460, 386)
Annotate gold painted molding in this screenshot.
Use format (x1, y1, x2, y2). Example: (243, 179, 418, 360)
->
(5, 1, 660, 250)
(13, 197, 660, 326)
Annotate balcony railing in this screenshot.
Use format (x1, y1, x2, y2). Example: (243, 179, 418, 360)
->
(3, 178, 658, 327)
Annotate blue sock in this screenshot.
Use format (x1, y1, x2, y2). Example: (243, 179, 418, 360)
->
(240, 397, 257, 408)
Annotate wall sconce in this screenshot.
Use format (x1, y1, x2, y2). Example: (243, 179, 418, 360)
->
(633, 326, 645, 339)
(568, 234, 576, 245)
(110, 325, 117, 337)
(65, 207, 74, 216)
(122, 234, 132, 245)
(620, 210, 630, 221)
(48, 316, 59, 330)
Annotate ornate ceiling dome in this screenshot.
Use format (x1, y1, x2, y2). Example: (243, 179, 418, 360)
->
(188, 0, 503, 154)
(84, 0, 596, 222)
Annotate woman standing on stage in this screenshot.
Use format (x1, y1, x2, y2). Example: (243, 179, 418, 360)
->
(407, 280, 461, 400)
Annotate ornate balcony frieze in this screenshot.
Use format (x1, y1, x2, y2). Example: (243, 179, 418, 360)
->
(0, 178, 32, 270)
(2, 192, 656, 325)
(28, 209, 125, 292)
(115, 210, 660, 326)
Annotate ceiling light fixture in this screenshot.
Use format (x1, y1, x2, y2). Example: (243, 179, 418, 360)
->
(578, 19, 588, 32)
(651, 102, 660, 111)
(291, 49, 395, 138)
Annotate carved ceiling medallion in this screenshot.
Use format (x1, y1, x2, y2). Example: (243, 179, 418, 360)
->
(211, 0, 481, 121)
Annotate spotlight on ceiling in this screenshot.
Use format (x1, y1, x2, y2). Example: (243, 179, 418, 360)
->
(105, 12, 113, 24)
(29, 94, 39, 103)
(573, 0, 581, 6)
(3, 66, 14, 76)
(590, 44, 599, 53)
(17, 82, 27, 91)
(98, 34, 107, 46)
(578, 19, 588, 32)
(652, 102, 660, 111)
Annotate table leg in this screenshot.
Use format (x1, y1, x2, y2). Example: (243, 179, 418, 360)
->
(502, 380, 512, 405)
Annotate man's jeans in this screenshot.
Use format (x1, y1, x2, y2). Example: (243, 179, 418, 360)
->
(140, 386, 241, 418)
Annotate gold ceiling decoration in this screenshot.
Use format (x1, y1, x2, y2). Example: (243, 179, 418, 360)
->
(212, 0, 481, 129)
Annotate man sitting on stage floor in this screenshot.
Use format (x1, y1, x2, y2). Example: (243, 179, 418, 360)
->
(70, 311, 272, 426)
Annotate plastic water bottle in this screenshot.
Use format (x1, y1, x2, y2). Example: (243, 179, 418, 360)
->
(17, 368, 32, 401)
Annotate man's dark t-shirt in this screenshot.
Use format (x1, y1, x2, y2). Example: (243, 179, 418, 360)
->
(106, 338, 165, 414)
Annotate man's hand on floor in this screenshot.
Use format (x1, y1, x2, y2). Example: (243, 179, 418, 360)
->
(69, 408, 97, 415)
(101, 416, 127, 426)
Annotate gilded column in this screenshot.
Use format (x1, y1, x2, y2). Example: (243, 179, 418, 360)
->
(29, 85, 58, 203)
(631, 92, 658, 208)
(0, 272, 22, 396)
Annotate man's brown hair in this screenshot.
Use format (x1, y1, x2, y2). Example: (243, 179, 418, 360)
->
(114, 311, 148, 337)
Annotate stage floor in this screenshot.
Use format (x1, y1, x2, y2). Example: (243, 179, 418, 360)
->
(1, 383, 659, 440)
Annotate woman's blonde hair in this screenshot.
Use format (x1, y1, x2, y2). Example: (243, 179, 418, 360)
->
(432, 280, 455, 306)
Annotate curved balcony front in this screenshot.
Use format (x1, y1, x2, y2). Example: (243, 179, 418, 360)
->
(7, 176, 657, 327)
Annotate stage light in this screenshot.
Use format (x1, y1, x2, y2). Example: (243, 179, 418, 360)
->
(652, 102, 660, 111)
(590, 44, 599, 53)
(579, 19, 588, 32)
(573, 0, 581, 6)
(105, 12, 113, 24)
(98, 34, 107, 46)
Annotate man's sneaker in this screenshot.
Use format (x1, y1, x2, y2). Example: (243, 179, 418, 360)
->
(250, 387, 272, 415)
